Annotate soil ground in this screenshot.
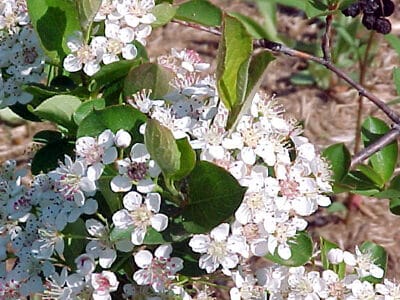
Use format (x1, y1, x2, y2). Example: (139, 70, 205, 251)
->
(1, 0, 400, 282)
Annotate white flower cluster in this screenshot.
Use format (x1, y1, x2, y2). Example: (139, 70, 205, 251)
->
(63, 0, 156, 76)
(131, 48, 332, 267)
(228, 246, 391, 300)
(0, 0, 45, 108)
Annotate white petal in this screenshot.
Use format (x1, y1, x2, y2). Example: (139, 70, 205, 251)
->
(150, 214, 168, 232)
(189, 235, 210, 253)
(210, 223, 230, 241)
(145, 193, 161, 212)
(103, 147, 118, 164)
(112, 209, 133, 228)
(131, 228, 146, 245)
(110, 175, 132, 192)
(343, 251, 357, 266)
(155, 244, 172, 259)
(251, 239, 269, 257)
(278, 244, 291, 260)
(123, 191, 142, 210)
(134, 250, 153, 268)
(99, 248, 117, 268)
(240, 148, 256, 165)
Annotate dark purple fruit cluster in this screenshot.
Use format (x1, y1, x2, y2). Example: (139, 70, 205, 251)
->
(342, 0, 394, 34)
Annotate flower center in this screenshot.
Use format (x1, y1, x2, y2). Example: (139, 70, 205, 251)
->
(77, 45, 95, 64)
(127, 162, 147, 181)
(208, 241, 227, 259)
(130, 205, 152, 229)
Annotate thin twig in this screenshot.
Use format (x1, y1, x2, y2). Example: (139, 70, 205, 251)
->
(253, 39, 400, 125)
(322, 11, 334, 60)
(350, 126, 400, 168)
(172, 19, 221, 36)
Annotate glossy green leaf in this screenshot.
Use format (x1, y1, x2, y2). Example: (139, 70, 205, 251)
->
(265, 232, 313, 267)
(356, 164, 384, 187)
(182, 161, 246, 233)
(359, 241, 387, 283)
(151, 3, 177, 27)
(322, 143, 351, 182)
(110, 226, 135, 242)
(27, 0, 81, 64)
(90, 59, 142, 92)
(31, 139, 75, 175)
(77, 105, 147, 141)
(254, 0, 280, 41)
(33, 95, 82, 131)
(175, 0, 222, 26)
(172, 137, 196, 180)
(145, 119, 181, 176)
(124, 63, 173, 99)
(73, 98, 105, 125)
(216, 14, 253, 110)
(75, 0, 101, 34)
(362, 117, 398, 182)
(227, 51, 274, 130)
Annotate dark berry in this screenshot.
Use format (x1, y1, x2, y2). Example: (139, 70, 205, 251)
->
(361, 0, 380, 14)
(381, 0, 395, 16)
(342, 2, 361, 17)
(362, 13, 376, 29)
(374, 17, 392, 34)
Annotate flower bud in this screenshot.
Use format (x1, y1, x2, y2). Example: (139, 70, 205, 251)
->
(114, 129, 132, 148)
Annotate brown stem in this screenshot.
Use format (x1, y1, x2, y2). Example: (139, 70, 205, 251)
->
(354, 31, 375, 154)
(172, 19, 221, 36)
(351, 126, 400, 168)
(322, 9, 335, 61)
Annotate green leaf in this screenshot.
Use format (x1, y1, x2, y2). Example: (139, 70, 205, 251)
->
(151, 3, 177, 28)
(362, 117, 398, 182)
(75, 0, 102, 34)
(73, 98, 105, 125)
(31, 139, 75, 175)
(9, 103, 41, 122)
(359, 241, 387, 283)
(63, 218, 87, 266)
(89, 59, 143, 92)
(23, 83, 70, 99)
(393, 67, 400, 96)
(305, 0, 329, 18)
(124, 63, 173, 99)
(144, 119, 181, 176)
(356, 164, 384, 187)
(389, 198, 400, 215)
(265, 232, 313, 267)
(27, 0, 81, 64)
(182, 161, 246, 233)
(77, 105, 147, 141)
(216, 14, 253, 110)
(175, 0, 222, 26)
(226, 51, 274, 130)
(229, 13, 270, 39)
(172, 137, 196, 180)
(33, 95, 82, 132)
(254, 0, 280, 41)
(110, 226, 135, 242)
(97, 176, 122, 214)
(322, 143, 351, 182)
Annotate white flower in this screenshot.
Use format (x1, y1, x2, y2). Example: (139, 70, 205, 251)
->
(63, 31, 102, 76)
(112, 192, 168, 245)
(75, 129, 118, 180)
(189, 223, 243, 273)
(75, 253, 96, 275)
(110, 143, 160, 193)
(343, 246, 384, 279)
(91, 271, 119, 300)
(328, 248, 345, 265)
(288, 266, 328, 299)
(376, 279, 400, 299)
(346, 279, 376, 300)
(49, 155, 96, 206)
(133, 244, 183, 293)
